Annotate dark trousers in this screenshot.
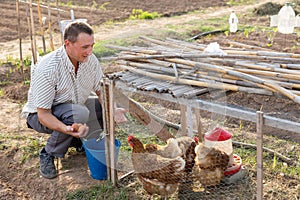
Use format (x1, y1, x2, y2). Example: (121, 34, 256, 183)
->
(26, 95, 103, 157)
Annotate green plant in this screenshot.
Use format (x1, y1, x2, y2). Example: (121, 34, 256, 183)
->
(38, 49, 51, 56)
(226, 0, 254, 6)
(24, 77, 30, 85)
(67, 1, 72, 7)
(20, 137, 46, 163)
(129, 9, 160, 20)
(23, 56, 32, 66)
(266, 28, 277, 47)
(93, 41, 117, 58)
(99, 2, 110, 10)
(91, 0, 97, 9)
(224, 30, 229, 37)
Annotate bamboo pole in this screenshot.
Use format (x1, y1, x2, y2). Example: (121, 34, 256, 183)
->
(119, 56, 280, 94)
(110, 51, 300, 64)
(224, 39, 273, 51)
(115, 53, 300, 98)
(47, 0, 54, 51)
(29, 0, 37, 64)
(121, 65, 273, 95)
(140, 36, 300, 60)
(164, 58, 300, 103)
(235, 68, 300, 81)
(26, 3, 35, 64)
(140, 36, 191, 51)
(37, 0, 46, 54)
(280, 63, 300, 70)
(120, 59, 277, 93)
(16, 0, 23, 74)
(105, 44, 161, 55)
(106, 37, 300, 104)
(56, 0, 64, 45)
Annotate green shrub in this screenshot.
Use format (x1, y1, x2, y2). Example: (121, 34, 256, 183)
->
(129, 9, 161, 20)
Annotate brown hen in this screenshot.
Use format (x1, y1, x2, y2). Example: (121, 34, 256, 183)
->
(128, 135, 186, 199)
(194, 143, 229, 187)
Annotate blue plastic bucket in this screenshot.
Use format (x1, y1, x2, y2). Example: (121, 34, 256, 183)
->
(83, 138, 121, 180)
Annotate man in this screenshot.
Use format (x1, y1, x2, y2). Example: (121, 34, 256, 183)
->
(21, 21, 127, 179)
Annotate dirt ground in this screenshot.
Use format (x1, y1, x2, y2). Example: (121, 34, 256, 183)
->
(0, 0, 227, 43)
(0, 0, 299, 199)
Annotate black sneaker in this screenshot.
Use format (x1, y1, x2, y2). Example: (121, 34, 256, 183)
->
(39, 148, 57, 179)
(70, 137, 85, 153)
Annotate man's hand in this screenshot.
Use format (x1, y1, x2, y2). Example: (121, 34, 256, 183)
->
(67, 123, 89, 138)
(114, 107, 127, 124)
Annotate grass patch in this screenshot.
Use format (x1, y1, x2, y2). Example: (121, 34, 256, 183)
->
(93, 35, 142, 59)
(226, 0, 255, 6)
(66, 182, 129, 200)
(20, 136, 46, 163)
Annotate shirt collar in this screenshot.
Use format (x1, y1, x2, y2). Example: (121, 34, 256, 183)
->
(61, 45, 74, 73)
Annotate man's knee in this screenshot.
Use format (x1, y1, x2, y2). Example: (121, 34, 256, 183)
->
(52, 104, 90, 125)
(71, 104, 90, 123)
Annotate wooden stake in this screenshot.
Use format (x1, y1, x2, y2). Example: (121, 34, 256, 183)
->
(56, 0, 64, 45)
(47, 0, 54, 51)
(256, 111, 264, 200)
(16, 0, 23, 74)
(102, 80, 112, 181)
(180, 104, 187, 136)
(108, 80, 118, 186)
(102, 79, 117, 186)
(19, 0, 65, 12)
(37, 0, 46, 54)
(26, 4, 35, 64)
(29, 0, 37, 64)
(194, 108, 203, 142)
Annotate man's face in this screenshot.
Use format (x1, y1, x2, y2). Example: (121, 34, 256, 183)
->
(65, 33, 95, 64)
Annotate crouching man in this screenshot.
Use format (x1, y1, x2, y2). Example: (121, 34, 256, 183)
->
(21, 21, 127, 179)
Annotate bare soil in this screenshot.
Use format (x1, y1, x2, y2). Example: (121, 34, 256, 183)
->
(0, 0, 299, 199)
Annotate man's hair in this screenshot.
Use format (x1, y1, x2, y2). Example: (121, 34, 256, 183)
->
(63, 21, 94, 43)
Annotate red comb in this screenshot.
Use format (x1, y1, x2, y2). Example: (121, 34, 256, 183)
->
(194, 136, 199, 144)
(128, 135, 134, 142)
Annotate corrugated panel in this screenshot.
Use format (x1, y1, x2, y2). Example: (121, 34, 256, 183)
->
(108, 71, 208, 98)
